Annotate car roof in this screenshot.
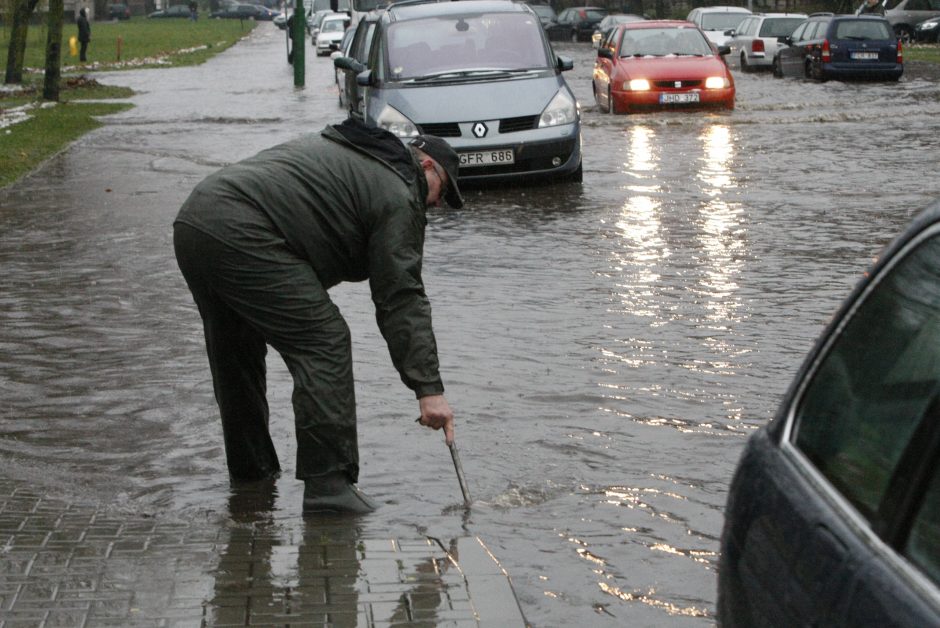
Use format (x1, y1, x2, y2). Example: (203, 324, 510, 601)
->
(752, 12, 809, 18)
(622, 19, 698, 29)
(694, 5, 751, 12)
(385, 0, 532, 20)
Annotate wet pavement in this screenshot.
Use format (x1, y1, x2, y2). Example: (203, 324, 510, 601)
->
(2, 22, 940, 628)
(0, 476, 526, 626)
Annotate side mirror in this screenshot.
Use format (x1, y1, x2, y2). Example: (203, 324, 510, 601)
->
(597, 47, 612, 59)
(717, 45, 731, 56)
(778, 35, 792, 45)
(334, 56, 365, 73)
(557, 55, 574, 71)
(356, 69, 373, 86)
(724, 28, 735, 36)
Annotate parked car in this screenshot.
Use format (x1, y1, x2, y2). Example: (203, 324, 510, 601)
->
(718, 199, 940, 628)
(593, 20, 735, 114)
(556, 6, 609, 42)
(727, 13, 807, 72)
(106, 3, 131, 20)
(274, 10, 289, 29)
(886, 0, 940, 42)
(591, 13, 646, 48)
(331, 27, 356, 107)
(148, 4, 191, 18)
(314, 13, 350, 56)
(774, 14, 902, 81)
(333, 0, 582, 184)
(686, 5, 752, 46)
(914, 14, 940, 40)
(211, 3, 278, 20)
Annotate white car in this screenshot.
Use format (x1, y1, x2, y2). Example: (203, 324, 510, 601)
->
(727, 13, 807, 71)
(686, 5, 752, 46)
(314, 13, 350, 56)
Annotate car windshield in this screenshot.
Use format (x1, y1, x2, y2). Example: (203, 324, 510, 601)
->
(700, 12, 749, 30)
(585, 9, 607, 19)
(619, 26, 713, 57)
(322, 19, 344, 32)
(835, 19, 893, 39)
(386, 13, 551, 79)
(758, 17, 806, 37)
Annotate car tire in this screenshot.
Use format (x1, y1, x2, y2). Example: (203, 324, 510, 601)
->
(895, 24, 914, 43)
(773, 55, 783, 78)
(740, 52, 751, 73)
(566, 161, 583, 183)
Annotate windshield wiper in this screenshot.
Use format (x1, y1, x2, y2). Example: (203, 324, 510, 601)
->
(401, 69, 536, 83)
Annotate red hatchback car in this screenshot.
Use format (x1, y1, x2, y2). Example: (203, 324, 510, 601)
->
(592, 20, 735, 113)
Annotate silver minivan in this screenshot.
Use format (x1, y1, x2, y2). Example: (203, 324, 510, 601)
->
(334, 0, 582, 184)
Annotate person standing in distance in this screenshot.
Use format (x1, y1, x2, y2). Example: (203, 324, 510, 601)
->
(77, 8, 91, 63)
(173, 118, 462, 514)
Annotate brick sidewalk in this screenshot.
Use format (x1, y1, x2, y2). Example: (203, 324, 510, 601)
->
(0, 482, 528, 627)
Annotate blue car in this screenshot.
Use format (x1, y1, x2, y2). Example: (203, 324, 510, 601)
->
(773, 14, 903, 81)
(718, 200, 940, 627)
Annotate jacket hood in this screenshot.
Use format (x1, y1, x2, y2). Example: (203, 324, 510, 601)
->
(325, 118, 418, 184)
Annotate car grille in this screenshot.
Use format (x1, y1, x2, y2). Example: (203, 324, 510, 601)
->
(653, 80, 703, 88)
(418, 122, 461, 137)
(418, 115, 542, 138)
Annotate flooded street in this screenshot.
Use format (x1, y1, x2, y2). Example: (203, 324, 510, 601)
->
(1, 24, 940, 626)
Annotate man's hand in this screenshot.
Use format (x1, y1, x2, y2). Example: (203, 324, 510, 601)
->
(417, 394, 455, 445)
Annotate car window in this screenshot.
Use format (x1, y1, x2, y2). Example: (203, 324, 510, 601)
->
(585, 9, 607, 20)
(835, 19, 893, 39)
(700, 12, 750, 30)
(907, 0, 929, 9)
(905, 463, 940, 586)
(385, 13, 550, 79)
(619, 26, 712, 56)
(793, 231, 940, 520)
(790, 22, 808, 40)
(759, 17, 806, 37)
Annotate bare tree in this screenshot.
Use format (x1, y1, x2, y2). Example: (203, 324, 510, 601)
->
(42, 0, 64, 101)
(4, 0, 42, 84)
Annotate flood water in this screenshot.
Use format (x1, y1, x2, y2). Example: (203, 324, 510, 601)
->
(1, 24, 939, 626)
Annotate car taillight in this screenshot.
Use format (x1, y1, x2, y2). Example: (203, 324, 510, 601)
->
(821, 38, 830, 62)
(897, 38, 903, 63)
(751, 39, 765, 53)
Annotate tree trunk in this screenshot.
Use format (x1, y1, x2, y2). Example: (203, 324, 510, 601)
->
(4, 0, 41, 84)
(43, 0, 64, 101)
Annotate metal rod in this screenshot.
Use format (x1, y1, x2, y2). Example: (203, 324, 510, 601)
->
(448, 441, 472, 507)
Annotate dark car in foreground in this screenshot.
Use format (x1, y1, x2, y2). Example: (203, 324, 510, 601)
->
(774, 14, 902, 81)
(718, 200, 940, 627)
(334, 0, 582, 184)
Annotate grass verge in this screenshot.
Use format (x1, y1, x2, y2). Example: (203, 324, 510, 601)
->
(0, 19, 257, 189)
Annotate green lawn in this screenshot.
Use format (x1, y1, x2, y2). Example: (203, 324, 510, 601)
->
(0, 18, 258, 189)
(0, 17, 256, 70)
(906, 43, 940, 64)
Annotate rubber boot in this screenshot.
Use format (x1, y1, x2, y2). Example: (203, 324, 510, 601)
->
(303, 472, 378, 514)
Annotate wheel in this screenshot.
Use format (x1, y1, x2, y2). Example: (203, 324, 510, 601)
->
(567, 161, 583, 183)
(740, 52, 751, 73)
(895, 24, 914, 44)
(773, 55, 783, 78)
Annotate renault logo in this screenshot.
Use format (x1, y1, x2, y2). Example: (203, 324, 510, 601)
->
(472, 122, 488, 138)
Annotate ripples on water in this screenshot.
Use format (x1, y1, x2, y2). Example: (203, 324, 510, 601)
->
(1, 32, 939, 626)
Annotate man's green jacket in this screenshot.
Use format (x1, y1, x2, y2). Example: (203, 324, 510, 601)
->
(174, 120, 444, 398)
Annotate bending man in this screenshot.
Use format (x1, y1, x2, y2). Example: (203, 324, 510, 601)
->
(173, 118, 461, 513)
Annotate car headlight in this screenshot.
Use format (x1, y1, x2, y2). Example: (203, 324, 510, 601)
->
(705, 76, 730, 89)
(539, 89, 578, 127)
(623, 78, 651, 91)
(920, 20, 939, 29)
(375, 105, 419, 138)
